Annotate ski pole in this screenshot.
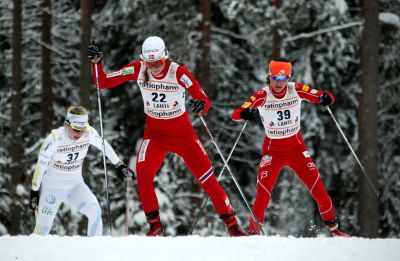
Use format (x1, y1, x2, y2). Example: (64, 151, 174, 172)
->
(326, 106, 380, 198)
(198, 115, 265, 235)
(125, 177, 132, 235)
(92, 37, 113, 234)
(189, 122, 247, 234)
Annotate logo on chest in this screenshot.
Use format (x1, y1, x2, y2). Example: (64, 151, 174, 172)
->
(264, 99, 299, 110)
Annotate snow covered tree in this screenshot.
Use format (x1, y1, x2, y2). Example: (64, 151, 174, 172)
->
(0, 0, 399, 238)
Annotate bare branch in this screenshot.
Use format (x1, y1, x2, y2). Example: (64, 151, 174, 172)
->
(284, 21, 363, 42)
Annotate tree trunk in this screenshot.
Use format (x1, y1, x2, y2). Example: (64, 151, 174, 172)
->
(188, 0, 212, 232)
(357, 0, 380, 237)
(272, 0, 282, 58)
(78, 0, 93, 235)
(41, 0, 54, 136)
(195, 0, 211, 95)
(9, 0, 23, 235)
(268, 0, 283, 231)
(79, 0, 92, 109)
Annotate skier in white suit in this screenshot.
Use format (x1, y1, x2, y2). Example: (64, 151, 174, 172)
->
(29, 105, 133, 236)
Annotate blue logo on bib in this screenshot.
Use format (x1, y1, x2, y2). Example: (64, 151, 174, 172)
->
(46, 195, 56, 204)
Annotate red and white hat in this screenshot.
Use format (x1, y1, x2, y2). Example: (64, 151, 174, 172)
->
(140, 36, 169, 62)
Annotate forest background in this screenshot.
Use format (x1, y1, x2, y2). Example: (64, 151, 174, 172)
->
(0, 0, 399, 238)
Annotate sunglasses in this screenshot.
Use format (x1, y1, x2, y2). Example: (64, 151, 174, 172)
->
(66, 121, 87, 133)
(270, 74, 289, 81)
(143, 59, 165, 68)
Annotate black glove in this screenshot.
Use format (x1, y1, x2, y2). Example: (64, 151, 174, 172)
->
(116, 163, 135, 179)
(189, 99, 206, 114)
(319, 92, 333, 107)
(240, 108, 258, 121)
(29, 190, 39, 211)
(88, 42, 103, 63)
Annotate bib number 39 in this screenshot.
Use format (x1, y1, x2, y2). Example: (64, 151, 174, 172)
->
(277, 110, 290, 121)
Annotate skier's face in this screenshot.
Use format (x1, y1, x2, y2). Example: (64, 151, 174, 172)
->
(143, 58, 166, 76)
(269, 76, 289, 92)
(65, 123, 87, 140)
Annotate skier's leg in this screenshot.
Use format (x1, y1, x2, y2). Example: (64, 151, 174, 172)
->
(33, 187, 66, 235)
(290, 150, 349, 237)
(136, 137, 167, 214)
(136, 136, 167, 236)
(177, 136, 232, 215)
(289, 149, 336, 221)
(65, 183, 102, 236)
(248, 154, 282, 234)
(176, 135, 247, 236)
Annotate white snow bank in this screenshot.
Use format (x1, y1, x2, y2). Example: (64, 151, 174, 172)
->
(379, 12, 400, 29)
(1, 235, 399, 261)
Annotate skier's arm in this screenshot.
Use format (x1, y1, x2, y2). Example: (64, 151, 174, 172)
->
(31, 132, 56, 191)
(89, 126, 121, 165)
(232, 89, 266, 121)
(91, 61, 141, 89)
(176, 66, 211, 114)
(295, 83, 335, 105)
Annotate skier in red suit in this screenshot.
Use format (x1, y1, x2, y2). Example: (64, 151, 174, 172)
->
(232, 58, 349, 237)
(88, 36, 247, 236)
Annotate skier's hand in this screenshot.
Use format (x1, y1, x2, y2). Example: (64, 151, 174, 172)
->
(116, 163, 135, 179)
(88, 43, 103, 64)
(189, 99, 206, 114)
(240, 108, 258, 121)
(29, 190, 39, 211)
(319, 92, 334, 107)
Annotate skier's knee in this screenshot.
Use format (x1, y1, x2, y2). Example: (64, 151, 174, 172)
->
(136, 167, 156, 185)
(78, 202, 101, 220)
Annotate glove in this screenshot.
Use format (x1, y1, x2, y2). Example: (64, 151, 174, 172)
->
(319, 92, 334, 107)
(29, 190, 39, 211)
(240, 108, 258, 121)
(189, 99, 206, 114)
(88, 43, 103, 63)
(116, 163, 135, 179)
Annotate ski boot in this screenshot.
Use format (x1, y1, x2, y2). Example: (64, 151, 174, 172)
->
(247, 216, 262, 235)
(247, 229, 261, 235)
(220, 213, 249, 237)
(325, 217, 350, 237)
(145, 210, 164, 236)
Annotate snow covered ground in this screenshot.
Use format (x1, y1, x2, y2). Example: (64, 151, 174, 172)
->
(1, 235, 399, 261)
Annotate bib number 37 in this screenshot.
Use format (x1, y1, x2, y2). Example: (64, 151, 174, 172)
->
(67, 152, 79, 161)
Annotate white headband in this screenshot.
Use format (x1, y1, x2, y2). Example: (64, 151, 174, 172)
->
(66, 112, 88, 130)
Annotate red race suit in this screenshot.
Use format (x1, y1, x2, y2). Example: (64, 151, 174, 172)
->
(232, 82, 337, 233)
(92, 60, 233, 217)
